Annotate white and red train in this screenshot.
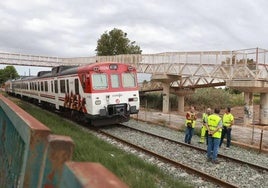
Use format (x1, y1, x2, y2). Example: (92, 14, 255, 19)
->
(5, 62, 140, 126)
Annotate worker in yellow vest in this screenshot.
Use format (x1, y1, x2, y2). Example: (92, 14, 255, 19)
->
(199, 108, 211, 144)
(219, 107, 234, 149)
(206, 108, 222, 164)
(184, 106, 197, 144)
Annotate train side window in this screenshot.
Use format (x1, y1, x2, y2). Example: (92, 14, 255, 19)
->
(41, 82, 44, 91)
(75, 79, 79, 94)
(92, 74, 108, 89)
(51, 81, 53, 92)
(111, 74, 119, 88)
(60, 80, 66, 93)
(45, 81, 48, 92)
(122, 73, 136, 88)
(82, 74, 86, 89)
(54, 80, 58, 93)
(66, 80, 69, 93)
(38, 82, 40, 91)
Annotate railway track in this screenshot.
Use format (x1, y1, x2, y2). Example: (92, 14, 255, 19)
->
(9, 95, 266, 187)
(98, 124, 267, 188)
(120, 124, 268, 172)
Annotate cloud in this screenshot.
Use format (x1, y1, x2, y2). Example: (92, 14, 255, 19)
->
(0, 0, 267, 58)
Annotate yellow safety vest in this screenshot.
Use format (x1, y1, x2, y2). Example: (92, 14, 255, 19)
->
(185, 112, 196, 128)
(207, 114, 222, 138)
(223, 113, 234, 127)
(202, 113, 208, 129)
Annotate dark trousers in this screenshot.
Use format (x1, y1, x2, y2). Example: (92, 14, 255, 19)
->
(220, 126, 232, 147)
(205, 131, 208, 145)
(184, 127, 194, 144)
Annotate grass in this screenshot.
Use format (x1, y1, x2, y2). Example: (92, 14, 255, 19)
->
(12, 98, 192, 188)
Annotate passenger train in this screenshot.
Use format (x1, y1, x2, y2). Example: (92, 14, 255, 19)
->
(5, 62, 140, 126)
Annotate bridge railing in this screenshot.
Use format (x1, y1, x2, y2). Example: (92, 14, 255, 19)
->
(1, 48, 268, 85)
(0, 52, 61, 67)
(61, 48, 268, 81)
(0, 94, 128, 188)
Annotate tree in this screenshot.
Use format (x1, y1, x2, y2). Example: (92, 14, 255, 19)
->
(95, 28, 142, 56)
(0, 65, 19, 84)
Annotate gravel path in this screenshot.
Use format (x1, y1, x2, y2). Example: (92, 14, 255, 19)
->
(117, 120, 268, 188)
(88, 118, 268, 187)
(134, 109, 268, 151)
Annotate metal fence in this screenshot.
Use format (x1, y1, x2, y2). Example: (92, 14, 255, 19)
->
(0, 95, 128, 188)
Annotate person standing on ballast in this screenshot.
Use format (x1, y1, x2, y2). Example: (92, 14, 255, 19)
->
(220, 107, 234, 149)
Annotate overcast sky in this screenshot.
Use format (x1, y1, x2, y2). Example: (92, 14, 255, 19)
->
(0, 0, 267, 75)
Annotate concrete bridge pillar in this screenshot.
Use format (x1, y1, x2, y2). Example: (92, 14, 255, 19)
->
(151, 73, 181, 113)
(162, 83, 170, 113)
(226, 80, 268, 125)
(172, 88, 195, 113)
(178, 95, 185, 113)
(244, 92, 254, 125)
(260, 93, 268, 125)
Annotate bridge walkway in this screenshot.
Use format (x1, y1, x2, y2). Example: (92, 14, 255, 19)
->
(1, 47, 268, 124)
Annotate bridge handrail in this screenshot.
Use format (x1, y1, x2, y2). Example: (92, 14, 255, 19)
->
(1, 48, 267, 85)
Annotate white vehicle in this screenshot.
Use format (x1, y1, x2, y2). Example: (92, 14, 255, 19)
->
(6, 62, 140, 126)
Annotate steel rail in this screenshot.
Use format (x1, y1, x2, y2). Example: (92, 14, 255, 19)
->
(99, 128, 238, 188)
(120, 124, 268, 172)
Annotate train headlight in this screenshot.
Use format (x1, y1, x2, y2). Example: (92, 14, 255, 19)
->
(95, 100, 101, 105)
(128, 66, 133, 71)
(128, 97, 138, 102)
(93, 66, 99, 72)
(109, 64, 118, 70)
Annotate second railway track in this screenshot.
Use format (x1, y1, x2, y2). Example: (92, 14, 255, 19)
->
(98, 123, 267, 188)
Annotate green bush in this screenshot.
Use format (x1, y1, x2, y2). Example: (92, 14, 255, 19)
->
(140, 87, 246, 111)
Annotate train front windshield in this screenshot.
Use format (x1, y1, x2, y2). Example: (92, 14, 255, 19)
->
(122, 73, 136, 88)
(92, 73, 136, 90)
(92, 74, 108, 89)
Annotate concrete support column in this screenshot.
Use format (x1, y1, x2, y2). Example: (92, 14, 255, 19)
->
(177, 95, 185, 113)
(162, 83, 170, 113)
(259, 93, 268, 125)
(244, 92, 253, 125)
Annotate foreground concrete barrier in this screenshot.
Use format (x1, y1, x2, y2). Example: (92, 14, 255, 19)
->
(0, 94, 128, 188)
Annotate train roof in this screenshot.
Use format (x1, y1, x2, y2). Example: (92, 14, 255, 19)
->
(37, 71, 51, 77)
(34, 65, 79, 78)
(12, 62, 134, 82)
(77, 62, 136, 72)
(57, 66, 78, 76)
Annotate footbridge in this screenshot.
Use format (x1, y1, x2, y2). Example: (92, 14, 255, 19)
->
(1, 47, 268, 125)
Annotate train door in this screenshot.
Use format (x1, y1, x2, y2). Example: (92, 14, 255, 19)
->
(37, 81, 41, 103)
(54, 79, 59, 109)
(75, 78, 79, 95)
(81, 74, 86, 91)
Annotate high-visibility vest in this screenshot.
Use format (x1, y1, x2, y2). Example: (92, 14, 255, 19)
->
(207, 114, 222, 138)
(223, 113, 234, 127)
(202, 113, 208, 125)
(202, 113, 208, 130)
(185, 112, 196, 128)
